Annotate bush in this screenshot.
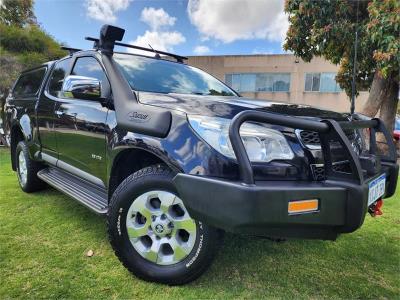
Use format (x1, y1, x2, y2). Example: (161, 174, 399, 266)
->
(0, 23, 67, 114)
(0, 23, 66, 60)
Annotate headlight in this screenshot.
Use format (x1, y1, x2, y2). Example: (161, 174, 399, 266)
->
(188, 115, 294, 162)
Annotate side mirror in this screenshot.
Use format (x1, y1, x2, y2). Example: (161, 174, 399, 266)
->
(61, 75, 102, 100)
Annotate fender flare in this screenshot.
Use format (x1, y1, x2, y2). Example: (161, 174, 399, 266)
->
(10, 115, 35, 170)
(109, 144, 182, 175)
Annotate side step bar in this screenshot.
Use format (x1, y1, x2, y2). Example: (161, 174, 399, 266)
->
(37, 167, 108, 214)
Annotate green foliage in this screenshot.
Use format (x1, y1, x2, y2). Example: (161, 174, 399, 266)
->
(0, 24, 67, 100)
(0, 0, 66, 101)
(0, 49, 24, 100)
(284, 0, 400, 97)
(0, 23, 66, 63)
(366, 0, 400, 78)
(0, 0, 35, 27)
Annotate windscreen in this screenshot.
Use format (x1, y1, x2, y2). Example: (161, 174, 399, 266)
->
(113, 54, 236, 96)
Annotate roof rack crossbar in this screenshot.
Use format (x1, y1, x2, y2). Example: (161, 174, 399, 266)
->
(85, 37, 187, 63)
(61, 46, 82, 55)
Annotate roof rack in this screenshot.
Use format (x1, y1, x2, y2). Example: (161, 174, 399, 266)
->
(61, 46, 82, 55)
(62, 25, 187, 63)
(85, 35, 187, 63)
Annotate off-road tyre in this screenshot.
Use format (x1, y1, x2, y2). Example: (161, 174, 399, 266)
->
(15, 141, 46, 192)
(107, 164, 223, 285)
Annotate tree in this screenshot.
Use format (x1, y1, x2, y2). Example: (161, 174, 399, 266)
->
(0, 24, 66, 98)
(0, 0, 35, 27)
(284, 0, 399, 132)
(0, 0, 66, 118)
(0, 53, 24, 99)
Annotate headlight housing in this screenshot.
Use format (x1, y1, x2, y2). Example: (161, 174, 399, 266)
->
(188, 115, 294, 162)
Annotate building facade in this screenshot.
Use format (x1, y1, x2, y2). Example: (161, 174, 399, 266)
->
(187, 54, 369, 112)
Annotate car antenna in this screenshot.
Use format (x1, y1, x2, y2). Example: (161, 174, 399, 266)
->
(148, 44, 161, 59)
(350, 0, 360, 117)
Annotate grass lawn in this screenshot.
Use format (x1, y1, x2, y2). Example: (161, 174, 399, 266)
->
(0, 148, 399, 299)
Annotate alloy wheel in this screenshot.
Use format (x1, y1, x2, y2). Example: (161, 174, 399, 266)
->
(126, 190, 197, 265)
(18, 151, 27, 185)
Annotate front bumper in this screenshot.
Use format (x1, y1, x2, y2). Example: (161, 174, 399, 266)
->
(174, 111, 399, 240)
(174, 163, 398, 240)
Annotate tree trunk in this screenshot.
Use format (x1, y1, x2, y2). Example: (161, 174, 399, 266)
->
(374, 73, 399, 156)
(379, 74, 399, 132)
(361, 71, 398, 155)
(361, 71, 389, 117)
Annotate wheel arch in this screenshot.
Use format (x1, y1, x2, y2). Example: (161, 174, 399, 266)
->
(10, 124, 25, 171)
(108, 147, 181, 200)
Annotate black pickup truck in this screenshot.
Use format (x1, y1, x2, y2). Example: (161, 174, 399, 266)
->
(4, 25, 398, 285)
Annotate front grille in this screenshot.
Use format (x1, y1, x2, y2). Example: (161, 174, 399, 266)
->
(298, 130, 357, 148)
(311, 161, 352, 181)
(299, 130, 320, 146)
(312, 165, 325, 181)
(298, 128, 364, 157)
(298, 128, 366, 181)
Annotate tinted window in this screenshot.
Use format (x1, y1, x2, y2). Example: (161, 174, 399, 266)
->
(71, 57, 108, 86)
(13, 67, 47, 97)
(305, 72, 341, 92)
(304, 73, 314, 91)
(225, 73, 290, 92)
(273, 74, 291, 92)
(312, 73, 321, 91)
(320, 73, 341, 92)
(225, 74, 241, 91)
(240, 74, 256, 92)
(48, 58, 72, 97)
(114, 54, 236, 96)
(305, 73, 321, 91)
(256, 74, 273, 91)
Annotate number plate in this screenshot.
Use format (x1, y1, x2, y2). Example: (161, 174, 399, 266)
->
(368, 174, 386, 206)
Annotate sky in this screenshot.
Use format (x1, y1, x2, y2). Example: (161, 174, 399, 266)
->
(34, 0, 289, 56)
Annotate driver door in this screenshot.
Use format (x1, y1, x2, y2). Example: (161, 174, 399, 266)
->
(53, 56, 110, 186)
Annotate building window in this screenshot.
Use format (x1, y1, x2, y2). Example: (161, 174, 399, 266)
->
(305, 72, 342, 92)
(225, 73, 290, 92)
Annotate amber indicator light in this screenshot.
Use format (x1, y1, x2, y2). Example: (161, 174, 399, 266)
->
(288, 199, 319, 215)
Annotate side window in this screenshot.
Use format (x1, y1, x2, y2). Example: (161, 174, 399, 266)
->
(71, 57, 109, 96)
(13, 67, 47, 98)
(48, 58, 72, 97)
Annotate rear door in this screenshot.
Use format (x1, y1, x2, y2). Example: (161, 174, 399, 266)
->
(38, 58, 72, 163)
(53, 55, 110, 186)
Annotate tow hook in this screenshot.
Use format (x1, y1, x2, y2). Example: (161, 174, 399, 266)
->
(368, 199, 383, 217)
